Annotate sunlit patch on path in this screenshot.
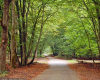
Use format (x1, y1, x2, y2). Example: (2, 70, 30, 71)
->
(33, 57, 80, 80)
(48, 57, 68, 65)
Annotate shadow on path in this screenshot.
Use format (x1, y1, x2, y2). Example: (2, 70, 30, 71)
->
(32, 57, 80, 80)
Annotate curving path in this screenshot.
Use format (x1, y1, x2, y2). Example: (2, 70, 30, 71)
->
(32, 57, 80, 80)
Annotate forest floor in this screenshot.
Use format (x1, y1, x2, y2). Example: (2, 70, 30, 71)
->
(68, 61, 100, 80)
(1, 57, 49, 80)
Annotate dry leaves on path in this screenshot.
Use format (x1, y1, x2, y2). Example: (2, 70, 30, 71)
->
(6, 63, 49, 80)
(4, 58, 49, 80)
(68, 63, 100, 80)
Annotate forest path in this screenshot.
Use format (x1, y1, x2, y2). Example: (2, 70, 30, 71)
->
(32, 57, 80, 80)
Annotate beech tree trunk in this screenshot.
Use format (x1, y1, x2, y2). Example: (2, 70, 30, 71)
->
(16, 0, 23, 65)
(10, 0, 16, 68)
(0, 0, 11, 72)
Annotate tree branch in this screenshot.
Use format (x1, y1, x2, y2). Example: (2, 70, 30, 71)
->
(92, 0, 100, 6)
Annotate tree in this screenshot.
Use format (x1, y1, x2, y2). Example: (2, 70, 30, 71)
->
(10, 0, 17, 68)
(0, 0, 11, 72)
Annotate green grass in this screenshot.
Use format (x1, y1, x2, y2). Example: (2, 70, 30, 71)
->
(67, 60, 78, 63)
(37, 61, 48, 64)
(6, 60, 10, 63)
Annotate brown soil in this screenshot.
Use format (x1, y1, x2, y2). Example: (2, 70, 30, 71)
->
(68, 63, 100, 80)
(5, 58, 49, 80)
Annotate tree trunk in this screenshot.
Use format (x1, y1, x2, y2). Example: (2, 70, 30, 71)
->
(0, 0, 11, 72)
(22, 0, 26, 66)
(40, 50, 42, 57)
(8, 31, 11, 63)
(10, 0, 17, 68)
(15, 0, 23, 65)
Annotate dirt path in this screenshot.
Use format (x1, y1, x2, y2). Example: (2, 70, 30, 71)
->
(33, 57, 80, 80)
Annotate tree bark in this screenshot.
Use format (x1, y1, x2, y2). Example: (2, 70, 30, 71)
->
(0, 0, 11, 72)
(22, 0, 26, 66)
(10, 0, 17, 68)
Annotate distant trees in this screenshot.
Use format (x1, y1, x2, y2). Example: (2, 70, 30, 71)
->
(44, 0, 100, 60)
